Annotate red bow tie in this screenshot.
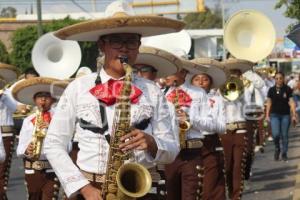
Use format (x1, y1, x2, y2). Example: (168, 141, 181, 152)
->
(89, 79, 142, 106)
(166, 89, 192, 107)
(31, 111, 52, 125)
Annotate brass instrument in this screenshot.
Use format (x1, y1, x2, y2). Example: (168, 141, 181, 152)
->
(220, 76, 245, 101)
(254, 67, 276, 77)
(102, 56, 152, 200)
(31, 107, 47, 161)
(172, 81, 191, 149)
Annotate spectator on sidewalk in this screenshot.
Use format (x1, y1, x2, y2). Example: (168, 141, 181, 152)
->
(266, 72, 297, 161)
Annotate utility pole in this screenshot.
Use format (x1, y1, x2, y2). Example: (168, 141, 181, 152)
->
(36, 0, 43, 37)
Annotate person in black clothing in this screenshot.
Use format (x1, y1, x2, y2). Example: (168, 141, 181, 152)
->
(266, 72, 297, 161)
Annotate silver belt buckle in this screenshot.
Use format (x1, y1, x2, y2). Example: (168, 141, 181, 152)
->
(32, 162, 43, 170)
(187, 139, 203, 149)
(227, 123, 237, 131)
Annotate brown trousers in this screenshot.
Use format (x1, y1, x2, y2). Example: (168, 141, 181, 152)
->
(202, 135, 226, 200)
(220, 130, 249, 200)
(0, 135, 15, 200)
(165, 148, 203, 200)
(165, 135, 226, 200)
(25, 170, 60, 200)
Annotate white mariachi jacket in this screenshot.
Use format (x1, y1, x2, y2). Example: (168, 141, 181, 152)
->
(44, 69, 179, 197)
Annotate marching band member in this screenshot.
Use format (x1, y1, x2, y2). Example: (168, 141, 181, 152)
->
(190, 58, 227, 200)
(0, 63, 19, 200)
(163, 59, 225, 200)
(13, 77, 67, 200)
(219, 58, 258, 200)
(44, 1, 184, 199)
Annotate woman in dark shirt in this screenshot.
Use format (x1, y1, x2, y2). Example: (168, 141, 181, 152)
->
(266, 72, 297, 161)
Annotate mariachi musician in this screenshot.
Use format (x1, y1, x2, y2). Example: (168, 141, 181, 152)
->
(13, 77, 67, 200)
(0, 63, 19, 200)
(189, 58, 227, 200)
(163, 58, 225, 200)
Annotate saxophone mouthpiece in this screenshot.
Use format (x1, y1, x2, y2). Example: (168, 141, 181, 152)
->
(173, 80, 178, 87)
(118, 55, 128, 64)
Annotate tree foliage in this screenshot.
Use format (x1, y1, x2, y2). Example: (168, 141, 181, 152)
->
(183, 6, 222, 29)
(10, 17, 98, 73)
(275, 0, 300, 31)
(0, 40, 10, 63)
(0, 7, 17, 18)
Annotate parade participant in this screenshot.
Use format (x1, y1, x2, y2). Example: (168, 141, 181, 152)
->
(134, 46, 180, 82)
(13, 77, 67, 200)
(164, 59, 225, 200)
(189, 58, 227, 200)
(266, 72, 297, 161)
(0, 62, 19, 200)
(44, 1, 185, 199)
(219, 58, 257, 200)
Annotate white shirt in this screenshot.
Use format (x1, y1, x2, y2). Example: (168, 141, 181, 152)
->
(224, 83, 264, 124)
(44, 69, 179, 197)
(202, 90, 226, 135)
(0, 129, 6, 162)
(0, 89, 17, 126)
(166, 83, 220, 139)
(16, 110, 54, 160)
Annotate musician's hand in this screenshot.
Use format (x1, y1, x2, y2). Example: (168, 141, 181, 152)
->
(292, 115, 297, 128)
(39, 122, 49, 130)
(176, 109, 189, 123)
(80, 184, 102, 200)
(25, 142, 35, 156)
(120, 129, 158, 158)
(265, 115, 270, 122)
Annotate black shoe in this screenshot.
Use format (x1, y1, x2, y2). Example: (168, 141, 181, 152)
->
(282, 153, 288, 161)
(274, 151, 280, 161)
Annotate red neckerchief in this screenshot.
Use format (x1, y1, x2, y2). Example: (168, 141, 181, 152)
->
(89, 79, 142, 106)
(31, 111, 52, 125)
(209, 98, 216, 108)
(166, 88, 192, 107)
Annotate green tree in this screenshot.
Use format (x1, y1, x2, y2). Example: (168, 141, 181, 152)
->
(0, 40, 10, 63)
(275, 0, 300, 30)
(0, 7, 17, 18)
(10, 17, 98, 73)
(183, 6, 222, 29)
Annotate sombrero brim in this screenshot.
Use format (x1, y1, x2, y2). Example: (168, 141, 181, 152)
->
(190, 58, 228, 88)
(12, 77, 68, 105)
(135, 46, 181, 78)
(221, 59, 254, 73)
(54, 15, 185, 41)
(0, 63, 19, 83)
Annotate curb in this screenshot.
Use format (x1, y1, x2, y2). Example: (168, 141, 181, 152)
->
(293, 163, 300, 200)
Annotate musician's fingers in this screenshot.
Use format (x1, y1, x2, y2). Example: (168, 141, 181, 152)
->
(121, 139, 147, 151)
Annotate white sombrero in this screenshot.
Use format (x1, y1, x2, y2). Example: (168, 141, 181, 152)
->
(221, 58, 254, 73)
(54, 1, 185, 41)
(135, 46, 182, 78)
(0, 63, 19, 84)
(12, 77, 68, 105)
(190, 58, 228, 88)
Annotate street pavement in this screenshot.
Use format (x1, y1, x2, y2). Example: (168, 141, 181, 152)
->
(5, 126, 300, 199)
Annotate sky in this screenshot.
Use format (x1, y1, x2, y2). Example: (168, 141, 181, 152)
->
(0, 0, 296, 38)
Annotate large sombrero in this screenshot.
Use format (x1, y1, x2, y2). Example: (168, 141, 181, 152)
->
(189, 58, 228, 88)
(221, 58, 254, 73)
(12, 77, 68, 105)
(54, 1, 185, 41)
(0, 63, 19, 84)
(135, 46, 182, 78)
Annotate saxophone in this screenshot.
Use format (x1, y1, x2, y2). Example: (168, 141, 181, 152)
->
(173, 82, 191, 149)
(102, 56, 152, 200)
(31, 107, 47, 161)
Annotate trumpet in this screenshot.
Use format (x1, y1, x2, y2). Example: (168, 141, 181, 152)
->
(220, 76, 245, 101)
(254, 67, 276, 77)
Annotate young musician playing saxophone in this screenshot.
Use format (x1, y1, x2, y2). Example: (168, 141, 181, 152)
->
(13, 77, 67, 200)
(43, 1, 184, 200)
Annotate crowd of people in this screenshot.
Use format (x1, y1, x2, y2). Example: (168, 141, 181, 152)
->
(0, 1, 299, 200)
